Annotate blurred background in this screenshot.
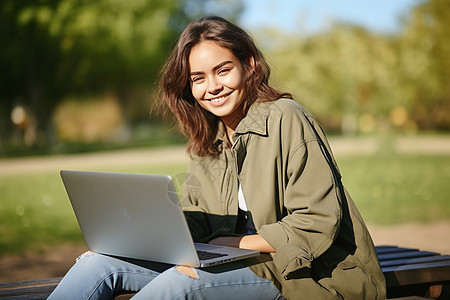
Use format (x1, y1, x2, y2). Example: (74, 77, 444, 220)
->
(0, 0, 449, 281)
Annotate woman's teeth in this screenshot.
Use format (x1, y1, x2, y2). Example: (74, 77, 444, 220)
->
(210, 96, 226, 103)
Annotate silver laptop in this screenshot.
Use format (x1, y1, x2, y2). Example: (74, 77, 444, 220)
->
(60, 170, 259, 267)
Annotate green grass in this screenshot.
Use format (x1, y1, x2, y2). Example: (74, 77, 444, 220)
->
(338, 153, 450, 225)
(1, 152, 449, 256)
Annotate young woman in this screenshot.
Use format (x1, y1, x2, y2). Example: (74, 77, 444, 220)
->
(49, 16, 386, 299)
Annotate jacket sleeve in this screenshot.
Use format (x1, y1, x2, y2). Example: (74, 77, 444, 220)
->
(181, 161, 212, 242)
(258, 109, 342, 278)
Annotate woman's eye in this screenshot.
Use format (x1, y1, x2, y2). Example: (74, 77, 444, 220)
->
(218, 68, 230, 75)
(191, 76, 203, 83)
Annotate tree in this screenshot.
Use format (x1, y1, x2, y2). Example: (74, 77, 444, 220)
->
(264, 25, 399, 133)
(0, 0, 181, 148)
(398, 0, 450, 129)
(0, 0, 244, 150)
(258, 0, 450, 133)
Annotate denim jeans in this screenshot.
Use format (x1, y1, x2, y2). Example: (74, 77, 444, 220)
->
(48, 252, 280, 300)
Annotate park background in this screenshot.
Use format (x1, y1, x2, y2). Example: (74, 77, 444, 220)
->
(1, 0, 449, 282)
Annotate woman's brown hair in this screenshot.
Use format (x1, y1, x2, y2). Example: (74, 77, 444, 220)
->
(158, 16, 291, 156)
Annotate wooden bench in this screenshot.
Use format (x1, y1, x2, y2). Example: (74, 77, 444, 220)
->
(377, 246, 450, 299)
(1, 245, 449, 299)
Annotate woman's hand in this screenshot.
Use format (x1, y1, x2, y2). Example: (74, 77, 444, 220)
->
(209, 234, 275, 253)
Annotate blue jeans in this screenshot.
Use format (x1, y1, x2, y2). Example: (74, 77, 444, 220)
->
(48, 252, 280, 299)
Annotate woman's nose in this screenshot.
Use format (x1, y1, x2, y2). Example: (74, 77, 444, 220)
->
(207, 79, 223, 94)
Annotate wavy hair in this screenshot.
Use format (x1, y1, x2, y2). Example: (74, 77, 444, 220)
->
(157, 16, 291, 156)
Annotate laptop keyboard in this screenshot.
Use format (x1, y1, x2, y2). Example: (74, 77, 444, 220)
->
(197, 250, 228, 260)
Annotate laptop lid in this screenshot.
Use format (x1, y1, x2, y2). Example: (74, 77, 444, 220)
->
(60, 170, 259, 267)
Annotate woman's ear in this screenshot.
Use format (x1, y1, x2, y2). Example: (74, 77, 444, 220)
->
(246, 56, 256, 79)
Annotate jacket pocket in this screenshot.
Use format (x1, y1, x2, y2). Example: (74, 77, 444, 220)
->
(315, 250, 378, 300)
(272, 243, 314, 278)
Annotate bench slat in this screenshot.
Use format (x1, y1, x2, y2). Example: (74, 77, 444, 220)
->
(0, 293, 54, 300)
(0, 285, 57, 297)
(383, 260, 450, 287)
(0, 278, 61, 300)
(377, 250, 438, 261)
(376, 246, 419, 255)
(0, 278, 61, 289)
(380, 255, 450, 268)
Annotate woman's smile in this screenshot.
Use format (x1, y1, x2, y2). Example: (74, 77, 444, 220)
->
(207, 92, 232, 107)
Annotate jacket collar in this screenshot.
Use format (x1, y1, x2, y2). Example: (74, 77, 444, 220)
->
(234, 101, 270, 137)
(214, 101, 271, 147)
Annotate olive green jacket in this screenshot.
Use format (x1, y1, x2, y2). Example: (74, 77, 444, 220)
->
(181, 98, 386, 299)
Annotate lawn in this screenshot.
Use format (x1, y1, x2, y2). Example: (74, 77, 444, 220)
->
(338, 153, 450, 225)
(1, 151, 449, 256)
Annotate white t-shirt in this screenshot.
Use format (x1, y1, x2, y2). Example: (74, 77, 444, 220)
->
(238, 184, 248, 211)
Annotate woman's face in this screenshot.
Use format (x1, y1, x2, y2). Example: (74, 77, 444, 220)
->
(189, 40, 249, 126)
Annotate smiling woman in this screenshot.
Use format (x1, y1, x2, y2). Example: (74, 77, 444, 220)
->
(189, 41, 250, 142)
(158, 16, 291, 156)
(48, 16, 386, 300)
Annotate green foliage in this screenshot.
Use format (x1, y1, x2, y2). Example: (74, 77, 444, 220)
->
(1, 0, 448, 155)
(398, 0, 450, 129)
(0, 0, 183, 149)
(259, 0, 450, 133)
(0, 0, 244, 150)
(0, 0, 182, 92)
(265, 26, 400, 132)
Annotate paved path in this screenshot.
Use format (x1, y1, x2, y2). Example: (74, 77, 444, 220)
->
(0, 145, 189, 176)
(1, 135, 449, 176)
(328, 135, 450, 155)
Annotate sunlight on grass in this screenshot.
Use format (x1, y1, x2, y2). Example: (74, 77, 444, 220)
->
(337, 153, 450, 225)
